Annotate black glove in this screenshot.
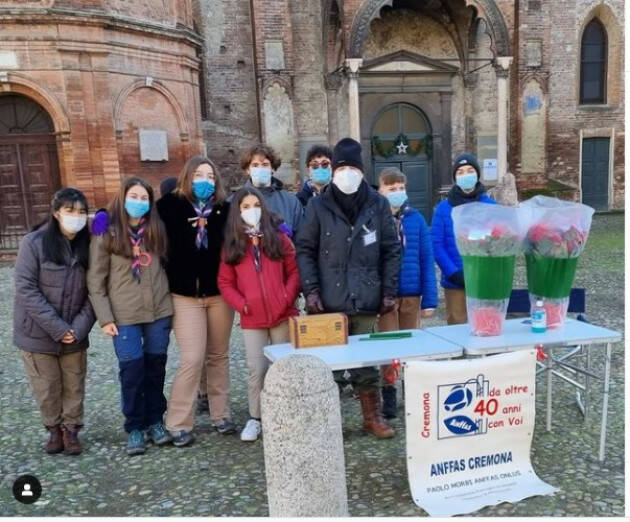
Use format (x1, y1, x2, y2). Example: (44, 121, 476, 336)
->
(305, 290, 325, 314)
(447, 270, 465, 288)
(380, 295, 397, 315)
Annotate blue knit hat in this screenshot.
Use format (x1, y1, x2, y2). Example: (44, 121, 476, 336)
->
(452, 153, 481, 180)
(332, 137, 364, 172)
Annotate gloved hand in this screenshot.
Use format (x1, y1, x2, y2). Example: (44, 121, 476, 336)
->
(305, 290, 325, 314)
(447, 270, 465, 288)
(380, 295, 396, 315)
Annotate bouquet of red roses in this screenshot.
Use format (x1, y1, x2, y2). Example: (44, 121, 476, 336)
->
(453, 203, 524, 336)
(520, 196, 594, 328)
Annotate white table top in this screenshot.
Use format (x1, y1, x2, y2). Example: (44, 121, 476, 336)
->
(263, 329, 463, 371)
(425, 318, 622, 356)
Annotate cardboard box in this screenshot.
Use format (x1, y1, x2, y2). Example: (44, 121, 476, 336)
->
(289, 313, 348, 348)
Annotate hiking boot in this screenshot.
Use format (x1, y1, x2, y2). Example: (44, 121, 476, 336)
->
(146, 422, 173, 445)
(212, 418, 237, 435)
(45, 425, 64, 454)
(358, 390, 395, 439)
(240, 419, 262, 442)
(381, 386, 397, 419)
(61, 424, 83, 455)
(171, 430, 195, 447)
(196, 394, 209, 415)
(126, 429, 146, 456)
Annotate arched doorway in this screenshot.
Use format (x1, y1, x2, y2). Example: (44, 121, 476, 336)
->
(371, 103, 432, 220)
(0, 94, 60, 249)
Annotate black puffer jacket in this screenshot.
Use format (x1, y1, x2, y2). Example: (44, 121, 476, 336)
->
(295, 183, 401, 315)
(156, 192, 230, 297)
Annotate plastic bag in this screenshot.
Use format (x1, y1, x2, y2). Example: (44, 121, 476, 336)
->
(467, 298, 509, 336)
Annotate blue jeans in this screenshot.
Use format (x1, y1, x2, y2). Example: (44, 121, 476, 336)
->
(113, 316, 172, 432)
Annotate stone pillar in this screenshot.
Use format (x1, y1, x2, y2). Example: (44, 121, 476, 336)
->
(261, 354, 348, 517)
(495, 56, 513, 181)
(345, 58, 363, 141)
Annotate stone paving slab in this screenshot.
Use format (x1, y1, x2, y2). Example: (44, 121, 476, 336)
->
(0, 214, 624, 516)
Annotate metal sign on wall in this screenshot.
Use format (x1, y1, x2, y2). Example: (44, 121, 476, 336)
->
(405, 350, 557, 517)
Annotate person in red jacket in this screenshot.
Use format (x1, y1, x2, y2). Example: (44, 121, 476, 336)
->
(218, 186, 300, 442)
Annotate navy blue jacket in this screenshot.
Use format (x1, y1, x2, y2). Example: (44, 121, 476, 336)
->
(431, 193, 495, 289)
(396, 206, 438, 309)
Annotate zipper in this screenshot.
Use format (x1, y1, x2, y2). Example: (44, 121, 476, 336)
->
(258, 265, 272, 325)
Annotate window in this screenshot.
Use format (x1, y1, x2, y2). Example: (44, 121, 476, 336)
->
(580, 18, 607, 104)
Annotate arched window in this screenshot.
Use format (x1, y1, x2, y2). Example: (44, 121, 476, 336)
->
(580, 18, 607, 104)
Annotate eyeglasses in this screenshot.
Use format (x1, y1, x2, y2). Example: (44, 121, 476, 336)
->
(309, 161, 331, 169)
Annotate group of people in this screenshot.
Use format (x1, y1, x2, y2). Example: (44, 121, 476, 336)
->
(13, 135, 494, 456)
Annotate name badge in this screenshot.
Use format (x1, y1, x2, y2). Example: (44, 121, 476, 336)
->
(363, 230, 377, 246)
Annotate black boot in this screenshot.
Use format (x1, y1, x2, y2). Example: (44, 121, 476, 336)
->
(381, 385, 397, 419)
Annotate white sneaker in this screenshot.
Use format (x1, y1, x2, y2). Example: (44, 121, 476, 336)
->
(240, 419, 262, 442)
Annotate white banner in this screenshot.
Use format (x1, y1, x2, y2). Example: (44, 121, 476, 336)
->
(405, 350, 557, 517)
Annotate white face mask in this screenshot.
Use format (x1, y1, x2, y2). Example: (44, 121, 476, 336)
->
(241, 207, 262, 228)
(59, 214, 87, 234)
(333, 167, 363, 194)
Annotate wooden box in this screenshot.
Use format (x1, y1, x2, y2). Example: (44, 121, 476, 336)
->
(289, 313, 348, 348)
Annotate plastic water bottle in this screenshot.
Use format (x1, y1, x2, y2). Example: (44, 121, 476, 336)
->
(531, 300, 547, 333)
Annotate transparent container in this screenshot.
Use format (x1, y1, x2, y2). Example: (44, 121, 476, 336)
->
(466, 297, 509, 336)
(529, 294, 569, 329)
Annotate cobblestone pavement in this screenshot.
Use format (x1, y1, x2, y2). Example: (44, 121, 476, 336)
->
(0, 214, 624, 516)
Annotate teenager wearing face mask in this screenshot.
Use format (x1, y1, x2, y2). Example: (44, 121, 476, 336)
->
(88, 177, 173, 456)
(218, 187, 301, 442)
(241, 144, 303, 237)
(296, 144, 333, 208)
(295, 137, 401, 439)
(156, 156, 236, 445)
(431, 153, 496, 325)
(13, 188, 95, 456)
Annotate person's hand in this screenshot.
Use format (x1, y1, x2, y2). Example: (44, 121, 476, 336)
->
(447, 270, 465, 288)
(421, 308, 435, 318)
(61, 330, 76, 344)
(380, 295, 396, 315)
(102, 322, 119, 337)
(305, 290, 324, 314)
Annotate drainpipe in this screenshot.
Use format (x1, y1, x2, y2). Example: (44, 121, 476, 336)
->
(249, 0, 263, 142)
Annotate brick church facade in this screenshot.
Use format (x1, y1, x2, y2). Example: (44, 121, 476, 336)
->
(0, 0, 624, 246)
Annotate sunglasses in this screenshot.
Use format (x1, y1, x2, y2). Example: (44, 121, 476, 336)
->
(309, 161, 331, 169)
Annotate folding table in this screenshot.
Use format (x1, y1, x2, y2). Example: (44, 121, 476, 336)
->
(264, 329, 463, 371)
(425, 318, 622, 461)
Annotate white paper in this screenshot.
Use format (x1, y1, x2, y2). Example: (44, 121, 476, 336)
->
(483, 159, 498, 181)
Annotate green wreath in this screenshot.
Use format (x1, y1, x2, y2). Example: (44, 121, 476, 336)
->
(372, 133, 432, 159)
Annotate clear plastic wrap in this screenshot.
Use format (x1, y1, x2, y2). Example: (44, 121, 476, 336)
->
(466, 297, 509, 337)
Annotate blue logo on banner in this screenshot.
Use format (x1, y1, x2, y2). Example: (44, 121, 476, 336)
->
(443, 385, 473, 412)
(443, 415, 479, 435)
(437, 375, 490, 440)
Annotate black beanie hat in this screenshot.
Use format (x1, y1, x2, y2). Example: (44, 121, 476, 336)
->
(332, 137, 364, 172)
(452, 153, 481, 180)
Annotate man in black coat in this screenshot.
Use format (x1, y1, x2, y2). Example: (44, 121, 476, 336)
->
(295, 137, 401, 438)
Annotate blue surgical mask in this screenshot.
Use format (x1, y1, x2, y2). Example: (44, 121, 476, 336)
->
(311, 167, 331, 185)
(192, 179, 215, 200)
(386, 190, 407, 209)
(250, 167, 272, 187)
(125, 199, 150, 219)
(456, 173, 477, 192)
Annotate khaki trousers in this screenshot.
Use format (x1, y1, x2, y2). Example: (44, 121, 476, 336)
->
(377, 296, 421, 332)
(21, 350, 87, 427)
(166, 294, 234, 432)
(242, 321, 290, 419)
(444, 288, 468, 325)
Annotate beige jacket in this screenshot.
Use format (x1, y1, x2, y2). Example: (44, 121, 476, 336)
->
(87, 233, 173, 327)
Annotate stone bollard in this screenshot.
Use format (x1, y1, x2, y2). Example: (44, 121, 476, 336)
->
(261, 354, 348, 517)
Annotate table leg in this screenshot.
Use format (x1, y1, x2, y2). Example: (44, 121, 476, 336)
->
(598, 342, 612, 462)
(584, 345, 591, 418)
(546, 346, 553, 432)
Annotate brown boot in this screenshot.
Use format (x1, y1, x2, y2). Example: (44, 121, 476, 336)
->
(61, 424, 82, 455)
(358, 390, 395, 439)
(44, 425, 64, 454)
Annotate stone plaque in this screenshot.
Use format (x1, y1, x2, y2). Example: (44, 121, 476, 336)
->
(525, 40, 542, 68)
(0, 51, 18, 69)
(139, 129, 168, 162)
(265, 41, 285, 70)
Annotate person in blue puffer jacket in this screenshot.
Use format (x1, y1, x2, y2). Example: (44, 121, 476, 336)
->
(377, 167, 437, 418)
(431, 153, 495, 325)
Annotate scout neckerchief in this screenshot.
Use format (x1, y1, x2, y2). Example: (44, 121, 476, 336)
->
(188, 198, 214, 250)
(129, 218, 149, 282)
(245, 227, 264, 272)
(394, 206, 407, 250)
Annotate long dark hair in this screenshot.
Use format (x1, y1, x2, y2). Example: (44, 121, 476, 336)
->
(175, 155, 227, 204)
(105, 176, 168, 258)
(223, 187, 285, 265)
(39, 188, 90, 268)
